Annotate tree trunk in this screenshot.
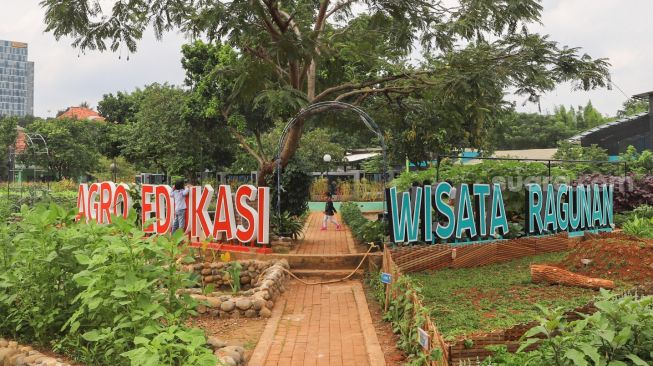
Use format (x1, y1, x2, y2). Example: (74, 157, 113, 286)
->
(530, 265, 614, 290)
(257, 116, 305, 186)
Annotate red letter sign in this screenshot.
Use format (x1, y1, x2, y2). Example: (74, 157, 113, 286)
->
(141, 184, 155, 233)
(213, 185, 236, 240)
(235, 185, 258, 243)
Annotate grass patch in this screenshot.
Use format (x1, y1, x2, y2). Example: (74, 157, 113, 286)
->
(409, 252, 598, 339)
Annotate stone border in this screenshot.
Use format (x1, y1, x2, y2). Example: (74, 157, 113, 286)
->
(183, 259, 289, 319)
(0, 339, 72, 366)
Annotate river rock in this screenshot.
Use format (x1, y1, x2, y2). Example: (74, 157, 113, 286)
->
(252, 298, 265, 311)
(206, 297, 221, 308)
(220, 300, 235, 312)
(260, 307, 272, 318)
(222, 346, 244, 363)
(206, 336, 227, 350)
(236, 298, 252, 310)
(245, 309, 257, 318)
(218, 355, 237, 366)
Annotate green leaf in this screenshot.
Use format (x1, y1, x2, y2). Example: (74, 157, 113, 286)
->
(625, 354, 648, 366)
(82, 330, 107, 342)
(564, 349, 588, 366)
(578, 344, 600, 365)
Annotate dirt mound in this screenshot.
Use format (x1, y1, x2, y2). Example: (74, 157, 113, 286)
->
(560, 234, 653, 285)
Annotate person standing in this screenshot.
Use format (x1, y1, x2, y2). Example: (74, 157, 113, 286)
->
(321, 192, 342, 231)
(171, 180, 190, 233)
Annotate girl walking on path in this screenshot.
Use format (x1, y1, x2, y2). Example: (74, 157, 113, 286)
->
(321, 192, 342, 231)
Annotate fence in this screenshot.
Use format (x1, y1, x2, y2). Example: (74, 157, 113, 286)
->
(382, 246, 449, 366)
(389, 232, 574, 273)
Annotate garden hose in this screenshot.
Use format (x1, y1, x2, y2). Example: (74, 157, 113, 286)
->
(279, 242, 379, 285)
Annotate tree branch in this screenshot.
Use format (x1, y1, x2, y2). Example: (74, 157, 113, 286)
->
(221, 110, 265, 166)
(313, 70, 433, 102)
(262, 0, 289, 33)
(334, 86, 416, 101)
(314, 0, 330, 32)
(227, 125, 265, 166)
(325, 0, 356, 19)
(243, 45, 288, 79)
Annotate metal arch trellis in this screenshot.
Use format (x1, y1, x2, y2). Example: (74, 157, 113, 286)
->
(7, 132, 51, 197)
(274, 101, 389, 222)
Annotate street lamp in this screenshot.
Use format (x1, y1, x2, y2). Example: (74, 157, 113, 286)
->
(323, 154, 332, 193)
(110, 159, 117, 182)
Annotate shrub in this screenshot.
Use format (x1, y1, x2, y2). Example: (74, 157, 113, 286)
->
(271, 212, 306, 240)
(340, 202, 386, 244)
(622, 216, 653, 238)
(575, 173, 653, 212)
(483, 290, 653, 365)
(268, 160, 312, 217)
(0, 203, 216, 365)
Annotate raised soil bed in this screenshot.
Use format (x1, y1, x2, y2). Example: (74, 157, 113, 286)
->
(409, 252, 599, 341)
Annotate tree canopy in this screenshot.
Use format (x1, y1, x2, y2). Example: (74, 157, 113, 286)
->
(41, 0, 611, 182)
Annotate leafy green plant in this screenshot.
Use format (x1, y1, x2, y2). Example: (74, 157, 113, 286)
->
(271, 212, 306, 240)
(623, 216, 653, 238)
(382, 275, 444, 364)
(0, 203, 216, 365)
(341, 202, 386, 244)
(226, 262, 242, 294)
(484, 290, 653, 365)
(615, 205, 653, 227)
(268, 160, 312, 217)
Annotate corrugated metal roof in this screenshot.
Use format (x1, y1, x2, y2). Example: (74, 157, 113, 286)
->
(568, 112, 649, 143)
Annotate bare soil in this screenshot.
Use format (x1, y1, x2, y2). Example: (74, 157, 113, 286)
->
(362, 281, 407, 366)
(189, 315, 268, 362)
(558, 235, 653, 285)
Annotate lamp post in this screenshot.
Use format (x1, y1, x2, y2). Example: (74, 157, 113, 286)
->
(110, 159, 117, 182)
(323, 154, 332, 194)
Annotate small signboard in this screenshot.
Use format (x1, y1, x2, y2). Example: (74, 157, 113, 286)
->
(417, 327, 430, 350)
(380, 272, 392, 284)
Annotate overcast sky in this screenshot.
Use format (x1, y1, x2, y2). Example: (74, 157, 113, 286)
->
(1, 0, 651, 118)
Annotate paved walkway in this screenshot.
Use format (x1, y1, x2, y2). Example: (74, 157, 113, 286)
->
(250, 280, 384, 366)
(249, 212, 385, 366)
(293, 212, 356, 255)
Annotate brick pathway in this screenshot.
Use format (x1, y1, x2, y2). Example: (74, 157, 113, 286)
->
(293, 212, 355, 255)
(251, 280, 384, 366)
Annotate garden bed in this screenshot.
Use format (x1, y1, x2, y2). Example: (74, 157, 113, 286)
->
(408, 252, 599, 340)
(182, 259, 289, 319)
(558, 232, 653, 285)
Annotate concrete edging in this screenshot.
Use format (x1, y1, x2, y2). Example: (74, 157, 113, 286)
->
(352, 281, 386, 366)
(248, 297, 288, 366)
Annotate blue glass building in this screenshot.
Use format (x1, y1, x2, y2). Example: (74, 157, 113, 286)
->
(0, 40, 34, 117)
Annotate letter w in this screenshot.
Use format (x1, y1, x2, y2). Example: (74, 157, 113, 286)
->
(390, 187, 422, 243)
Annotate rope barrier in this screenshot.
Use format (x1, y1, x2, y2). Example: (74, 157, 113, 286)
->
(278, 242, 379, 285)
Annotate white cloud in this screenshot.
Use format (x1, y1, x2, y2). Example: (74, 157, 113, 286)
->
(0, 0, 651, 118)
(0, 1, 187, 117)
(515, 0, 653, 115)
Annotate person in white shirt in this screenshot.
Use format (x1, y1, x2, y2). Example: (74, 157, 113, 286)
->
(171, 180, 190, 233)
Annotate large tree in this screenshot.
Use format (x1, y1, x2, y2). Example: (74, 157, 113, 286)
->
(41, 0, 611, 183)
(25, 118, 103, 180)
(120, 83, 236, 177)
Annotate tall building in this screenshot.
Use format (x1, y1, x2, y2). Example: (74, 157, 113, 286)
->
(0, 40, 34, 117)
